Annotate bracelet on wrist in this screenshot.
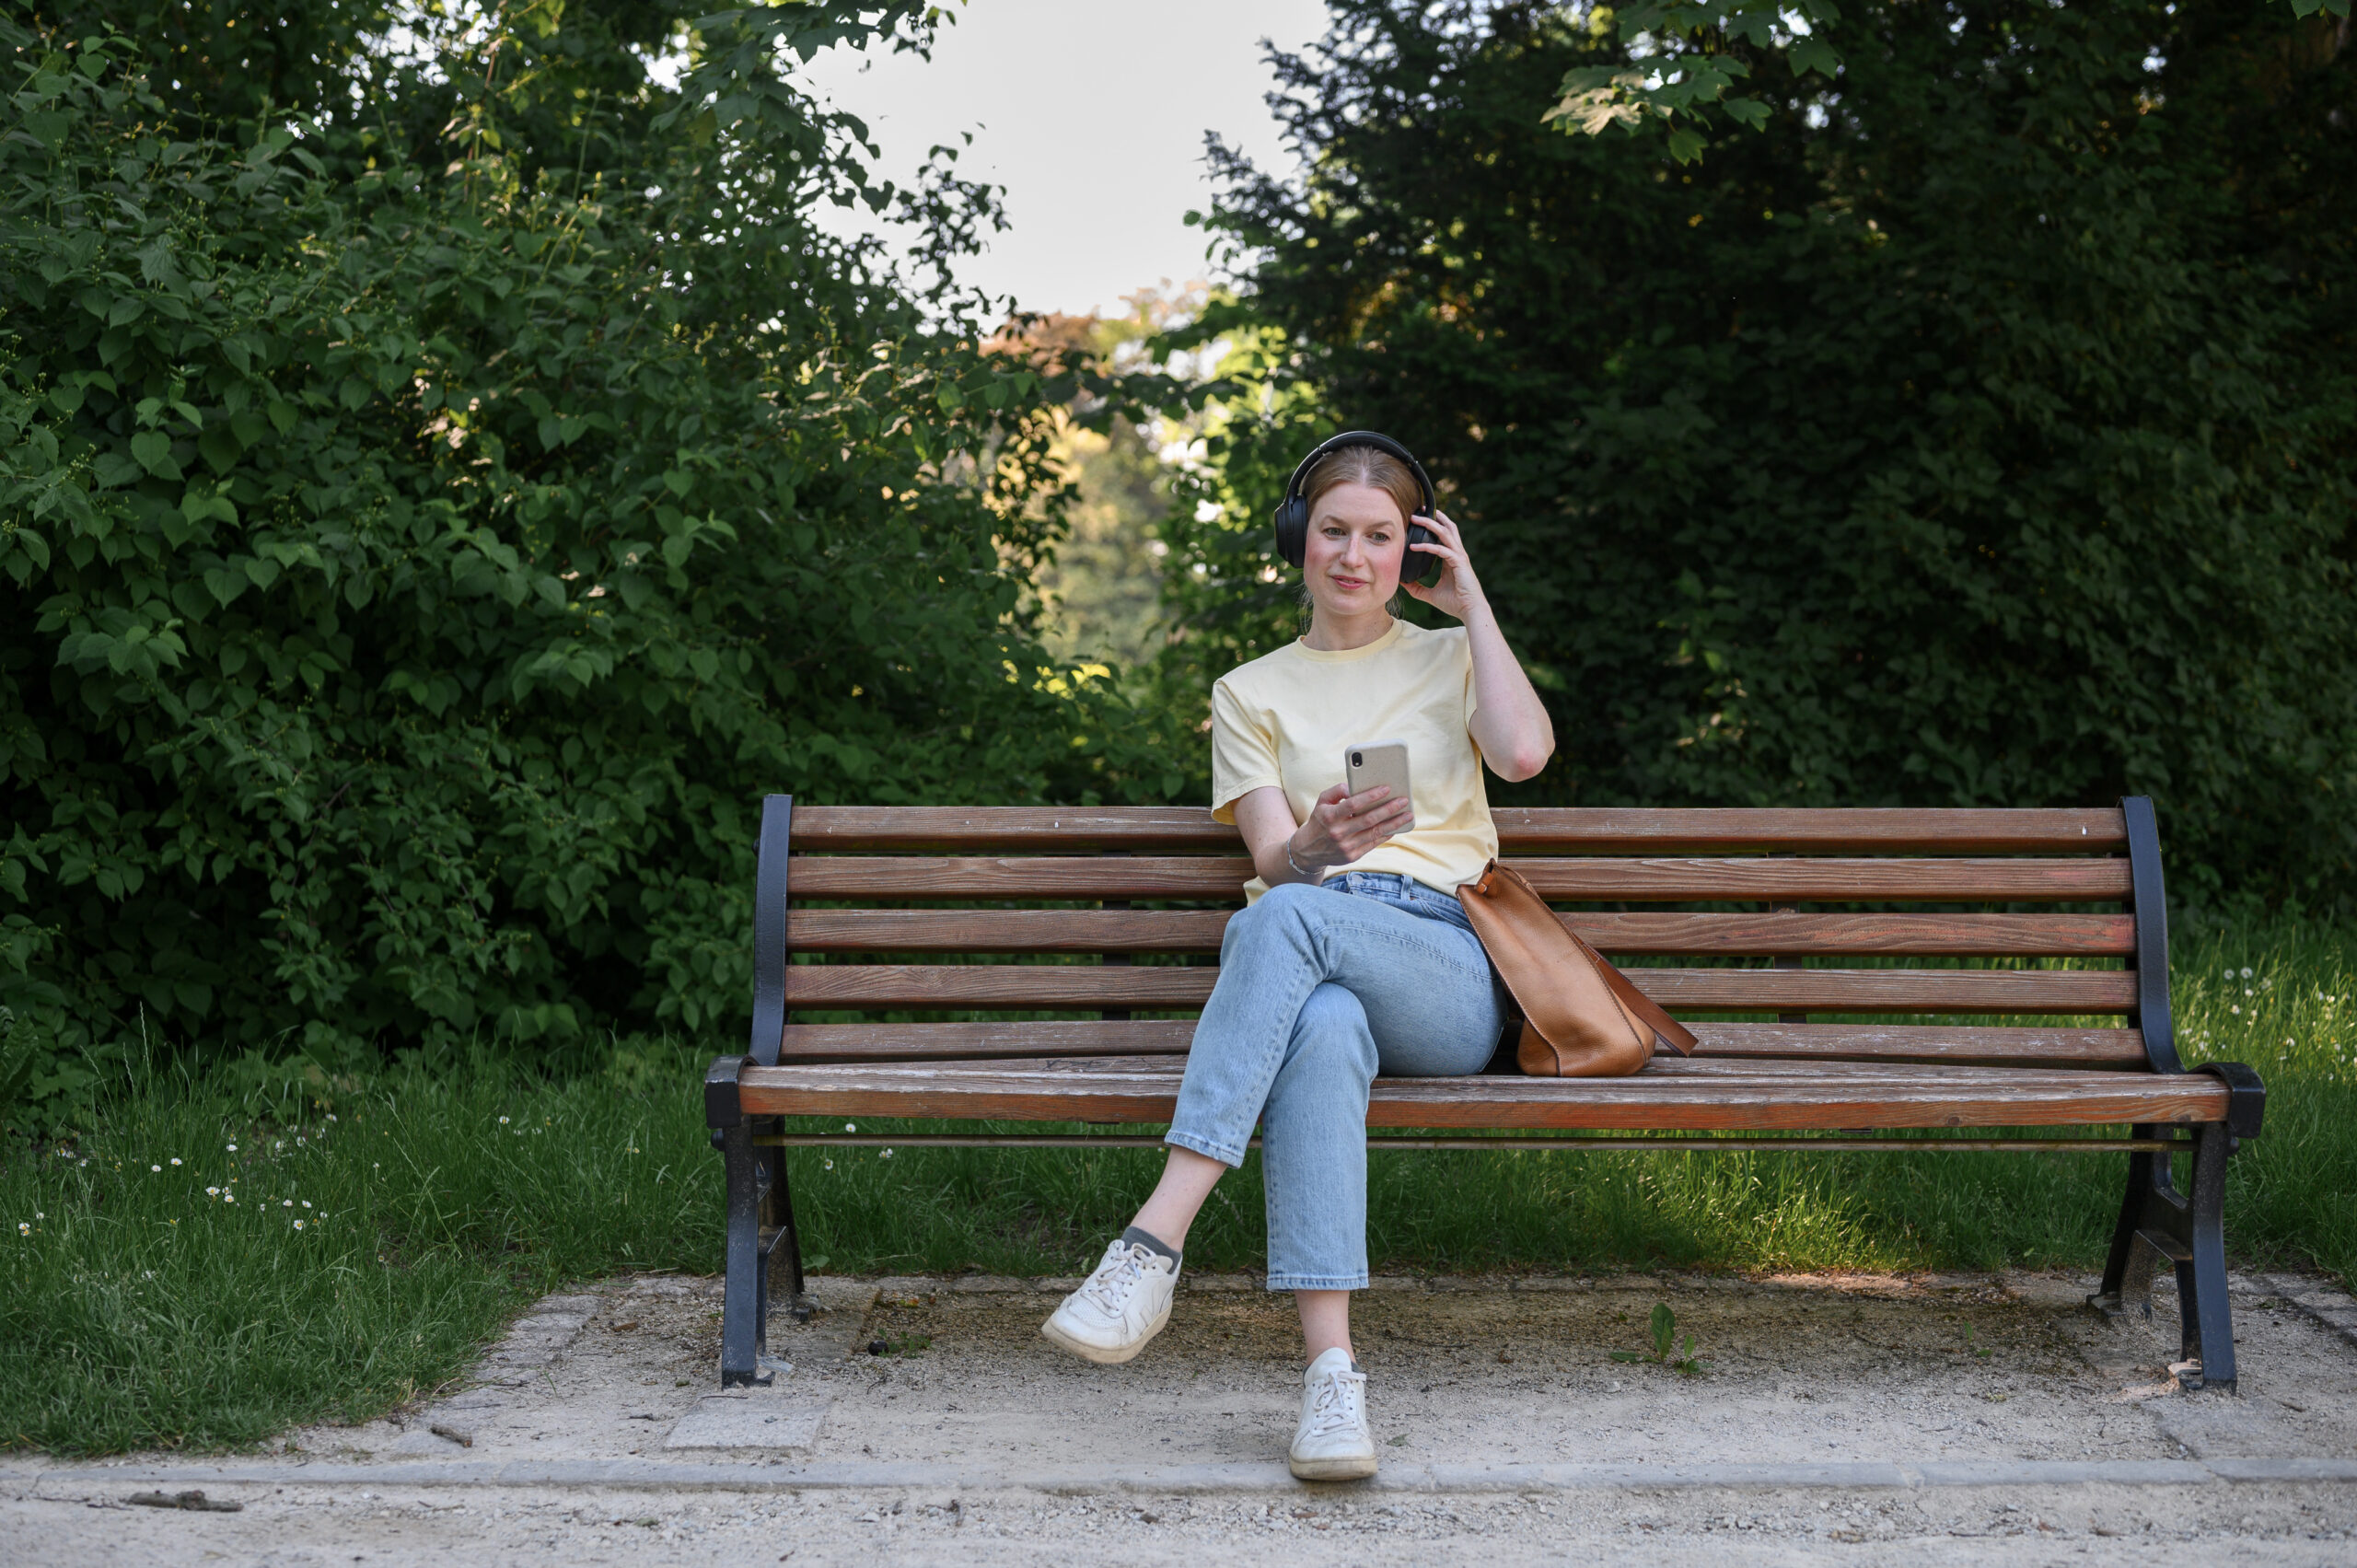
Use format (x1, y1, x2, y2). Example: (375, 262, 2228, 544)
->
(1283, 839, 1318, 881)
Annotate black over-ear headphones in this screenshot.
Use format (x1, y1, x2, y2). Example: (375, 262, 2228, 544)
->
(1273, 431, 1440, 587)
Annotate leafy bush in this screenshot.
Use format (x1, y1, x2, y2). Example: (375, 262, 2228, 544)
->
(0, 5, 1189, 1130)
(1164, 0, 2357, 907)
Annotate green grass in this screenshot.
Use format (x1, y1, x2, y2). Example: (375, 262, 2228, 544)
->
(0, 1059, 719, 1454)
(5, 922, 2353, 1454)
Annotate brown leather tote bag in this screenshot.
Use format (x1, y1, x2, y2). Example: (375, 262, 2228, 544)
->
(1457, 859, 1697, 1077)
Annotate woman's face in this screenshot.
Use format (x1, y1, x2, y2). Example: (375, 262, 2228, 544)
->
(1302, 482, 1407, 618)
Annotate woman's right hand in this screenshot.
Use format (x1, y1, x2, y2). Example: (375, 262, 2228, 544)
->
(1289, 782, 1413, 874)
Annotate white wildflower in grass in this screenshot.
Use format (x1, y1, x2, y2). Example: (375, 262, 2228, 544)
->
(293, 1220, 305, 1230)
(2242, 967, 2254, 979)
(499, 1116, 511, 1125)
(881, 1148, 895, 1159)
(151, 1165, 161, 1172)
(823, 1158, 835, 1171)
(844, 1122, 856, 1132)
(169, 1157, 181, 1167)
(301, 1200, 311, 1208)
(282, 1200, 293, 1207)
(223, 1192, 234, 1203)
(16, 1223, 26, 1237)
(226, 1144, 237, 1152)
(326, 1114, 336, 1122)
(206, 1187, 219, 1197)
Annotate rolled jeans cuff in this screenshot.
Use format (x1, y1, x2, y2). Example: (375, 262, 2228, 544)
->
(1266, 1272, 1369, 1292)
(1164, 1130, 1247, 1169)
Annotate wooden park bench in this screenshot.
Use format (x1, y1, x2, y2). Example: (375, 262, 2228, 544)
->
(703, 796, 2264, 1391)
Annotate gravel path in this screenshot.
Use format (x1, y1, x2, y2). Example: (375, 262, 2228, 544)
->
(9, 1267, 2356, 1563)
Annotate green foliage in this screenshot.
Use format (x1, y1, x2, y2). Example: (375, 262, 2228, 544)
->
(1166, 0, 2357, 907)
(0, 5, 1190, 1122)
(1544, 0, 2340, 159)
(1547, 0, 1844, 164)
(1610, 1300, 1712, 1372)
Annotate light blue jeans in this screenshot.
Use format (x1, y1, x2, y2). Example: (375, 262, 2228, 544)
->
(1166, 872, 1510, 1290)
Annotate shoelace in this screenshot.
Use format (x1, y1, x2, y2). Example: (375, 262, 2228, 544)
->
(1302, 1367, 1366, 1438)
(1076, 1243, 1155, 1315)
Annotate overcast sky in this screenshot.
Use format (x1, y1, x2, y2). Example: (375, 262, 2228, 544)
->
(794, 0, 1333, 318)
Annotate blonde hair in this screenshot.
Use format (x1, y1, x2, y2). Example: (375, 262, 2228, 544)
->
(1301, 444, 1422, 529)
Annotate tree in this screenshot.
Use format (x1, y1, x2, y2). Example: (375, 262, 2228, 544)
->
(1163, 0, 2357, 905)
(0, 3, 1189, 1125)
(1541, 0, 2346, 163)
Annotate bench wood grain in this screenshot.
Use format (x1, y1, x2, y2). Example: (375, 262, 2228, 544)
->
(787, 806, 2128, 854)
(786, 909, 2137, 957)
(786, 855, 2135, 902)
(736, 1054, 2227, 1130)
(772, 1019, 2150, 1066)
(781, 962, 2137, 1014)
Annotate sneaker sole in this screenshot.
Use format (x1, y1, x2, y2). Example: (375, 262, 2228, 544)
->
(1288, 1450, 1378, 1481)
(1039, 1300, 1170, 1365)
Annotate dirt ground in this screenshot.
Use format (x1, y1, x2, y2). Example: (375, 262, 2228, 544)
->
(7, 1267, 2356, 1564)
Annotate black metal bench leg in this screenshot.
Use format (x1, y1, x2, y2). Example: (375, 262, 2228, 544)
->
(761, 1140, 816, 1323)
(2090, 1125, 2165, 1318)
(2175, 1121, 2236, 1392)
(719, 1120, 773, 1388)
(2087, 1123, 2238, 1393)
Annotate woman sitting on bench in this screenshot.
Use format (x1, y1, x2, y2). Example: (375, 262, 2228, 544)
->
(1039, 432, 1557, 1480)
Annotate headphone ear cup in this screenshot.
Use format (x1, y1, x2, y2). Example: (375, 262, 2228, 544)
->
(1399, 519, 1435, 586)
(1274, 496, 1309, 568)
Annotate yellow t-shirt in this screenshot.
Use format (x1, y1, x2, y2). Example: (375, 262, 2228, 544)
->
(1210, 618, 1497, 901)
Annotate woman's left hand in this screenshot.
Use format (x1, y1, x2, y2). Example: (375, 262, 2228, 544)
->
(1401, 509, 1484, 621)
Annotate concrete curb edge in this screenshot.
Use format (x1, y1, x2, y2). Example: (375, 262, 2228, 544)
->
(9, 1457, 2357, 1495)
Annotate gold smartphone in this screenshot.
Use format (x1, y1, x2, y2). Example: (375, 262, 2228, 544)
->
(1344, 739, 1412, 830)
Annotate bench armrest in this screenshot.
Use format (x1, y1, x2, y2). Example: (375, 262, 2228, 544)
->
(2193, 1061, 2266, 1140)
(706, 1053, 751, 1130)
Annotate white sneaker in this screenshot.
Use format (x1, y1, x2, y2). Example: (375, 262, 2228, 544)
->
(1289, 1346, 1377, 1481)
(1039, 1237, 1178, 1365)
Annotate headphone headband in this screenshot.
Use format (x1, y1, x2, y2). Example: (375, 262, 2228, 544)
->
(1282, 431, 1436, 517)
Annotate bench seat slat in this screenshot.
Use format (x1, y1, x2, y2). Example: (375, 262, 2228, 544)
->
(735, 1054, 2226, 1129)
(788, 806, 2128, 854)
(782, 963, 2136, 1014)
(775, 1019, 2149, 1066)
(786, 856, 2132, 902)
(787, 909, 2137, 957)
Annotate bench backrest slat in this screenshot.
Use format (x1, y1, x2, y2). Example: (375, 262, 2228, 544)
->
(789, 855, 2132, 902)
(789, 805, 2126, 854)
(786, 909, 2135, 957)
(782, 963, 2134, 1015)
(774, 1018, 2150, 1066)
